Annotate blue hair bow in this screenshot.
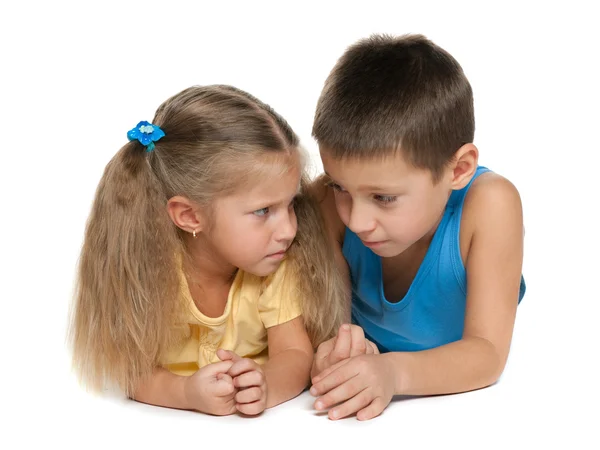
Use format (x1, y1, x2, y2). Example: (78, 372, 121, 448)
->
(127, 121, 165, 152)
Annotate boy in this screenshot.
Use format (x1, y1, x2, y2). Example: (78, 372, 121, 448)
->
(309, 34, 526, 421)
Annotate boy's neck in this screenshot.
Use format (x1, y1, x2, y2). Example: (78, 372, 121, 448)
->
(380, 209, 444, 302)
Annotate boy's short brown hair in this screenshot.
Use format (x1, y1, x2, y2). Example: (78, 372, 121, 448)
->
(313, 34, 475, 181)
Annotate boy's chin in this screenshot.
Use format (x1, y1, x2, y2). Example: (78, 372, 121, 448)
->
(365, 242, 406, 258)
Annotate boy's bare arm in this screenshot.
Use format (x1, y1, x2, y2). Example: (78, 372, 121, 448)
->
(310, 175, 524, 418)
(387, 174, 523, 394)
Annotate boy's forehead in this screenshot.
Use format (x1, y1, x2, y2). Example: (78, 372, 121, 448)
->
(320, 148, 433, 188)
(321, 149, 409, 174)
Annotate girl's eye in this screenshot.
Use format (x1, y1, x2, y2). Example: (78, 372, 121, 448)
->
(374, 195, 397, 204)
(253, 207, 269, 216)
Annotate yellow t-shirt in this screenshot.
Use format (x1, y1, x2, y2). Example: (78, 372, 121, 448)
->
(162, 261, 302, 376)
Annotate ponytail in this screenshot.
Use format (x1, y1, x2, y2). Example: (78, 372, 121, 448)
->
(69, 143, 184, 396)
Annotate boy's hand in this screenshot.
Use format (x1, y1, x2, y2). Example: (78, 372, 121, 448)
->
(217, 349, 268, 416)
(312, 324, 379, 379)
(310, 353, 395, 421)
(183, 360, 238, 416)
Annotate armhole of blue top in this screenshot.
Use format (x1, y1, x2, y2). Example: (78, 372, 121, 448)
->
(450, 166, 491, 296)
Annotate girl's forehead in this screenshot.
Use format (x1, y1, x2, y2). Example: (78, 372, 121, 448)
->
(223, 154, 301, 204)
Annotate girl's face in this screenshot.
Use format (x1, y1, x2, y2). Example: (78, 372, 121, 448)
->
(204, 156, 301, 277)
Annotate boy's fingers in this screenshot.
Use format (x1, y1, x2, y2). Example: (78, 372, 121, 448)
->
(330, 324, 352, 363)
(327, 388, 371, 420)
(311, 358, 350, 387)
(313, 373, 362, 411)
(366, 340, 380, 355)
(357, 397, 386, 421)
(315, 336, 336, 361)
(349, 326, 367, 357)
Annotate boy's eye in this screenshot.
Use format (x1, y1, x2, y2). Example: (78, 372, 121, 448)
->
(325, 180, 346, 192)
(374, 194, 397, 204)
(253, 207, 269, 216)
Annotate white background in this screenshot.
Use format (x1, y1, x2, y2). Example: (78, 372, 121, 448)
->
(2, 1, 599, 449)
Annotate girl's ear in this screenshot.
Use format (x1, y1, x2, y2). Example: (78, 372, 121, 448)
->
(166, 196, 205, 234)
(449, 143, 479, 190)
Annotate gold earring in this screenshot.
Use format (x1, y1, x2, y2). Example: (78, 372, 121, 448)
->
(192, 230, 197, 238)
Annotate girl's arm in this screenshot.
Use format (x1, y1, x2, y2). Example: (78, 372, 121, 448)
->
(263, 316, 314, 408)
(311, 175, 524, 419)
(133, 360, 237, 416)
(133, 367, 189, 409)
(219, 316, 313, 413)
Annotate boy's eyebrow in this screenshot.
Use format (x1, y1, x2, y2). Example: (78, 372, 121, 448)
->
(322, 172, 336, 184)
(324, 172, 401, 192)
(358, 182, 403, 191)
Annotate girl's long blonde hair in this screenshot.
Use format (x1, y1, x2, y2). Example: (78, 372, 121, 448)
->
(69, 85, 348, 396)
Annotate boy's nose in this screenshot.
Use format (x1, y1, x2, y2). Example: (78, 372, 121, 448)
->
(347, 203, 376, 235)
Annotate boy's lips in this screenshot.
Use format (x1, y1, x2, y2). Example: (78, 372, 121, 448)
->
(361, 239, 388, 248)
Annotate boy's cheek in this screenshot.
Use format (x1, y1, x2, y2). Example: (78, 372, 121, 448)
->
(335, 201, 350, 224)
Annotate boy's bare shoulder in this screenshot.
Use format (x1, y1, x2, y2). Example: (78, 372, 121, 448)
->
(465, 172, 522, 211)
(307, 175, 345, 243)
(461, 172, 524, 249)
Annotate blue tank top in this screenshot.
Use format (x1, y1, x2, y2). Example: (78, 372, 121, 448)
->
(343, 166, 526, 353)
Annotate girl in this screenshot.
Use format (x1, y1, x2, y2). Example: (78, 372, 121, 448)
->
(69, 85, 346, 416)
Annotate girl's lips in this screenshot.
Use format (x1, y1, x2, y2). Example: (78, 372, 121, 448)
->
(266, 250, 287, 259)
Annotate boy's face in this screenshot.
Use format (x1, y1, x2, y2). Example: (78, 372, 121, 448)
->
(321, 149, 452, 258)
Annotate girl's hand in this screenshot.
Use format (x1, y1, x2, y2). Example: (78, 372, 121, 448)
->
(312, 324, 379, 380)
(184, 360, 238, 416)
(217, 349, 268, 416)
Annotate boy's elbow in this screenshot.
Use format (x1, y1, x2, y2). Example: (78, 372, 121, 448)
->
(488, 356, 509, 387)
(468, 336, 508, 389)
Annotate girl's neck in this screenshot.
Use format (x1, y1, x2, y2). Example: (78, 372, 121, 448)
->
(184, 236, 237, 318)
(185, 235, 237, 287)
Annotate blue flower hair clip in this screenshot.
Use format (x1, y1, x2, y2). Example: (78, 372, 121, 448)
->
(127, 121, 165, 152)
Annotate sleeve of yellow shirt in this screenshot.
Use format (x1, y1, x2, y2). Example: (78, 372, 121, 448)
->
(258, 261, 303, 328)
